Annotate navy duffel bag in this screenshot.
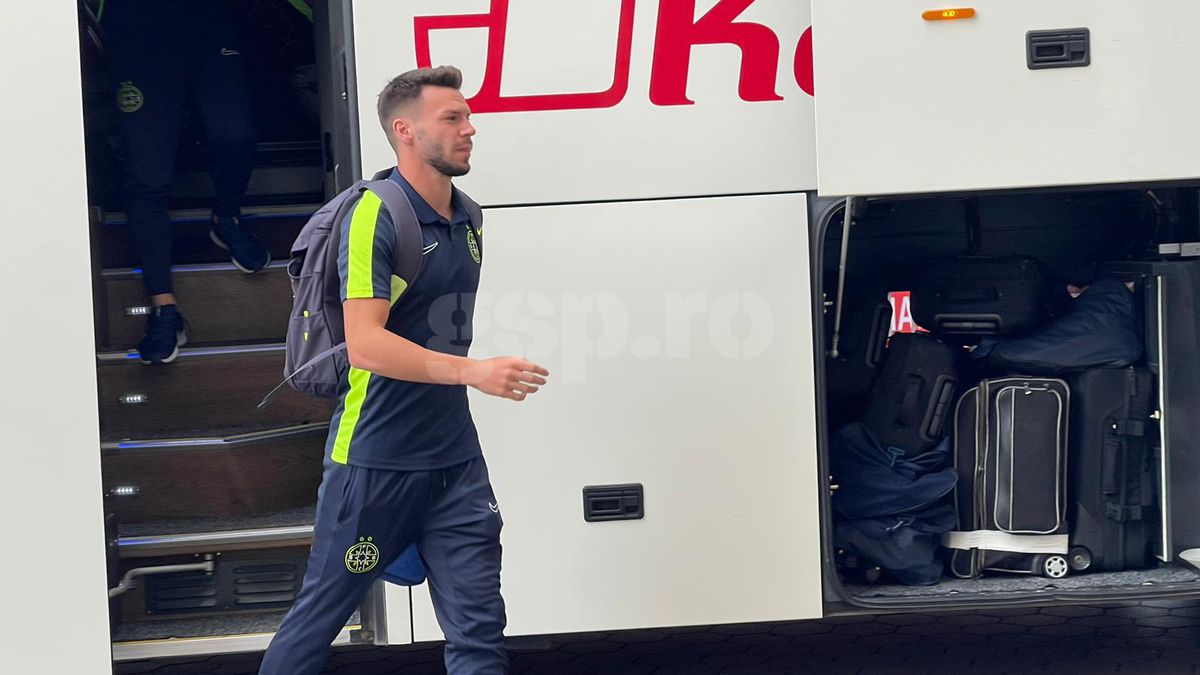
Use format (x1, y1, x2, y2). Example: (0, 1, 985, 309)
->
(970, 276, 1142, 374)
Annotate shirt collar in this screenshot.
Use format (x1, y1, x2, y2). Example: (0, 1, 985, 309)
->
(389, 168, 468, 227)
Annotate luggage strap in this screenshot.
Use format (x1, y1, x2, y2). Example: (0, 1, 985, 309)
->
(1110, 419, 1146, 437)
(942, 531, 1069, 554)
(1106, 504, 1146, 522)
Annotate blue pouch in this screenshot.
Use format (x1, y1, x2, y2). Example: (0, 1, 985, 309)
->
(381, 543, 427, 586)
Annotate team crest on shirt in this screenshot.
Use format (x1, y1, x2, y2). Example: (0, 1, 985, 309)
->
(466, 227, 481, 264)
(116, 82, 144, 113)
(345, 536, 380, 573)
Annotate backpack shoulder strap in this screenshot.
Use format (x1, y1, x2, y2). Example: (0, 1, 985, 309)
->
(458, 190, 484, 231)
(457, 189, 484, 259)
(364, 177, 424, 291)
(321, 178, 373, 311)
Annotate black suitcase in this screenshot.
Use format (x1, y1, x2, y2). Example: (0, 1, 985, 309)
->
(946, 377, 1072, 578)
(1067, 367, 1157, 572)
(826, 296, 892, 401)
(911, 256, 1057, 336)
(861, 333, 959, 453)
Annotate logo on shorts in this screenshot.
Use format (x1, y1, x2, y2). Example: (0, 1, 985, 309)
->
(220, 47, 241, 56)
(345, 536, 380, 574)
(488, 501, 499, 513)
(116, 82, 143, 113)
(466, 228, 481, 264)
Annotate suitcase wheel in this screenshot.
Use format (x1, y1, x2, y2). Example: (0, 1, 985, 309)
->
(1032, 554, 1070, 579)
(1068, 546, 1093, 573)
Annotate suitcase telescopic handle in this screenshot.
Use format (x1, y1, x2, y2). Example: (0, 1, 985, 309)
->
(941, 287, 1000, 303)
(920, 375, 958, 443)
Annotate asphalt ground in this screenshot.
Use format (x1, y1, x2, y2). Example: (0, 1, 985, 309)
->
(114, 598, 1200, 674)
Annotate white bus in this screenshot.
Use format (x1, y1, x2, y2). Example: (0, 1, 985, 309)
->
(8, 1, 1200, 672)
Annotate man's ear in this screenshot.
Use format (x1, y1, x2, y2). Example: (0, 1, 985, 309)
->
(391, 117, 414, 147)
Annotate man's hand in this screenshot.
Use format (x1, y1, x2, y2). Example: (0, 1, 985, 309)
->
(464, 357, 550, 401)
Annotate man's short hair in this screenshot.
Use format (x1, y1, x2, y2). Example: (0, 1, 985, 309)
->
(377, 66, 464, 147)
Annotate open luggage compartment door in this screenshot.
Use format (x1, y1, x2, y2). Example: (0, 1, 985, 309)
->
(409, 194, 823, 638)
(811, 0, 1200, 196)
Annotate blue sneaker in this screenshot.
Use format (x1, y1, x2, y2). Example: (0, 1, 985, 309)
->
(210, 214, 270, 273)
(138, 305, 188, 365)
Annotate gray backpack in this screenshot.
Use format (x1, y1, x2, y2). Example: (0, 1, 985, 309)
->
(259, 169, 481, 407)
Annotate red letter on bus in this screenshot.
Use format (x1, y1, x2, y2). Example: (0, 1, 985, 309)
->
(414, 0, 636, 113)
(649, 0, 783, 106)
(795, 26, 813, 97)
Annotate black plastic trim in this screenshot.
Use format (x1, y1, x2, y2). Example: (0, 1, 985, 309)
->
(583, 484, 644, 522)
(1027, 28, 1090, 70)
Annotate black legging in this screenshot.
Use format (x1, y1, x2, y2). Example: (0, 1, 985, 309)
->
(105, 0, 256, 295)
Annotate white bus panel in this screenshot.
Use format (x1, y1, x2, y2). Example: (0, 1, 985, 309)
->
(352, 0, 816, 204)
(813, 0, 1200, 196)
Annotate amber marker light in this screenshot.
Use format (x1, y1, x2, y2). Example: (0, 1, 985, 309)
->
(923, 8, 976, 21)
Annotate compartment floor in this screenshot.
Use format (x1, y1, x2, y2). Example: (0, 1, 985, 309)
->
(112, 609, 359, 643)
(847, 562, 1200, 599)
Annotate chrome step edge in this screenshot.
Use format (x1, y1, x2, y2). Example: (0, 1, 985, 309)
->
(118, 525, 314, 557)
(102, 260, 290, 279)
(103, 202, 322, 226)
(102, 423, 329, 453)
(97, 342, 284, 362)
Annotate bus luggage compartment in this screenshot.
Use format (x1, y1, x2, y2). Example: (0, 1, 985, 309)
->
(818, 188, 1200, 605)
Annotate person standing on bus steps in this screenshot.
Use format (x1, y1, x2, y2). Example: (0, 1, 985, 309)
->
(102, 0, 271, 364)
(258, 66, 549, 675)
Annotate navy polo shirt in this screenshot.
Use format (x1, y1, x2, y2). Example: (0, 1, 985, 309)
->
(326, 168, 484, 470)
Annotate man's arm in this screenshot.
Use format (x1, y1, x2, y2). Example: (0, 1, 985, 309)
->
(339, 190, 547, 400)
(343, 298, 547, 400)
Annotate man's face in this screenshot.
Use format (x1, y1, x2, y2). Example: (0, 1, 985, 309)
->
(411, 86, 475, 177)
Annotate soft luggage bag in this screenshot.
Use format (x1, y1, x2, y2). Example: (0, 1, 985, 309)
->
(972, 276, 1143, 375)
(911, 256, 1057, 336)
(945, 377, 1071, 579)
(861, 333, 960, 454)
(1067, 367, 1157, 572)
(829, 424, 958, 585)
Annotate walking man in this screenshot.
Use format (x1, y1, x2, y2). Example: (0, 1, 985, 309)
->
(258, 66, 549, 674)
